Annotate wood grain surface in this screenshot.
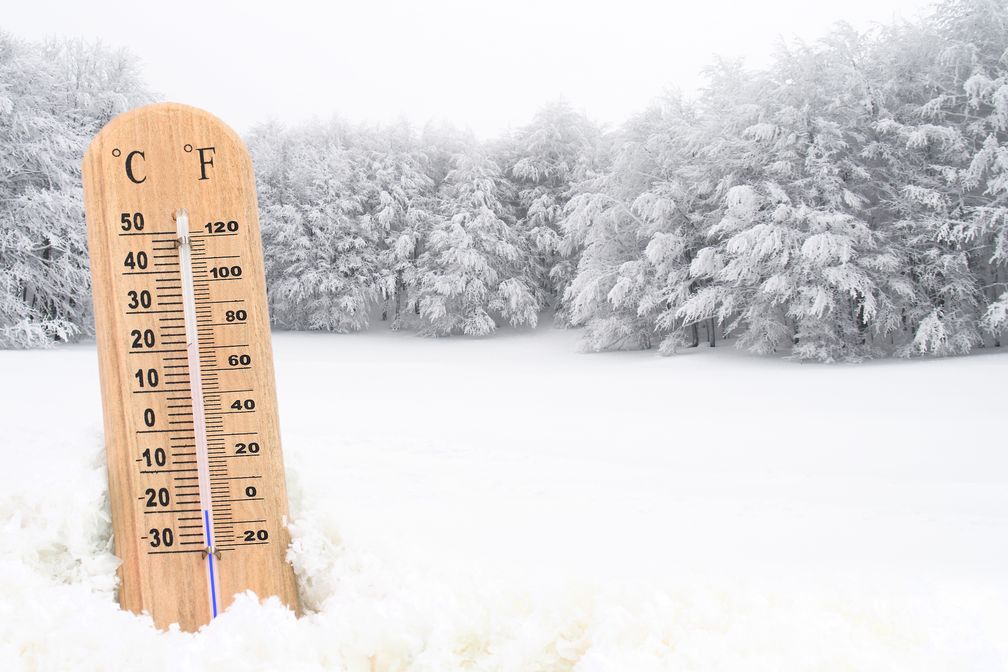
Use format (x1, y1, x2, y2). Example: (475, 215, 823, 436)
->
(83, 103, 299, 631)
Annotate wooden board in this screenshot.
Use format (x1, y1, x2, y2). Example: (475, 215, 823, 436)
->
(83, 102, 299, 631)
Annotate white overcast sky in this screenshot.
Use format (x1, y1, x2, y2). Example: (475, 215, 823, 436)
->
(6, 0, 933, 137)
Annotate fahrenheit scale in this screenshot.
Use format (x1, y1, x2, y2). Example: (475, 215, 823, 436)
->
(83, 103, 298, 631)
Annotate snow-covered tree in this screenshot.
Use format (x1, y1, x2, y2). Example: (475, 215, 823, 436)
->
(683, 186, 910, 361)
(566, 49, 910, 360)
(365, 122, 438, 327)
(679, 41, 917, 361)
(506, 102, 603, 319)
(847, 0, 1008, 355)
(562, 97, 707, 352)
(0, 35, 149, 348)
(415, 152, 538, 336)
(925, 0, 1008, 350)
(628, 94, 732, 353)
(250, 120, 381, 331)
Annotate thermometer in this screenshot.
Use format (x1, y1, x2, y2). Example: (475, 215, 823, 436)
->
(83, 103, 298, 631)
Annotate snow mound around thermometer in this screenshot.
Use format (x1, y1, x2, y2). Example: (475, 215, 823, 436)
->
(1, 446, 1005, 672)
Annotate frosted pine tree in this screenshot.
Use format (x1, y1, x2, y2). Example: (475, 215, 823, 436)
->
(415, 153, 538, 336)
(678, 45, 909, 361)
(633, 96, 731, 353)
(562, 187, 653, 350)
(250, 121, 381, 331)
(857, 0, 1008, 354)
(562, 96, 713, 352)
(938, 0, 1008, 348)
(562, 158, 656, 351)
(0, 36, 148, 348)
(682, 186, 906, 361)
(506, 102, 602, 320)
(365, 122, 438, 328)
(856, 17, 981, 355)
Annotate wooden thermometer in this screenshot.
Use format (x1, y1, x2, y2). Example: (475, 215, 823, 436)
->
(83, 103, 298, 631)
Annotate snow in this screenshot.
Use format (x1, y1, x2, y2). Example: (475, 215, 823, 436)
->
(1, 328, 1007, 670)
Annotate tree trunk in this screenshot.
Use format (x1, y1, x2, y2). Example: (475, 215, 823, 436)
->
(394, 274, 403, 321)
(688, 322, 699, 348)
(708, 317, 716, 347)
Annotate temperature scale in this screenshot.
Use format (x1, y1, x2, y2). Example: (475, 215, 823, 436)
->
(83, 103, 299, 631)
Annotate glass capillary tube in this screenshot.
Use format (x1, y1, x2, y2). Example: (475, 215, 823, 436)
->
(175, 208, 220, 617)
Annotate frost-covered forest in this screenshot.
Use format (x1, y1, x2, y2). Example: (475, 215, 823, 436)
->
(2, 0, 1008, 360)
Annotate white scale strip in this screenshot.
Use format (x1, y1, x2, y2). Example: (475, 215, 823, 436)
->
(175, 208, 220, 617)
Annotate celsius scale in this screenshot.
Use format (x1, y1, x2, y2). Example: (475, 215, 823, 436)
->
(83, 103, 299, 631)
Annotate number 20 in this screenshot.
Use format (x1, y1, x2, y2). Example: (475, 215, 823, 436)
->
(243, 529, 268, 542)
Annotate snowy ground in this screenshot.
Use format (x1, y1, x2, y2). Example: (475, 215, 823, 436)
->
(1, 327, 1007, 671)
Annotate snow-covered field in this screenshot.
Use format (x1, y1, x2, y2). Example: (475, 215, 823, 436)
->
(1, 328, 1007, 671)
